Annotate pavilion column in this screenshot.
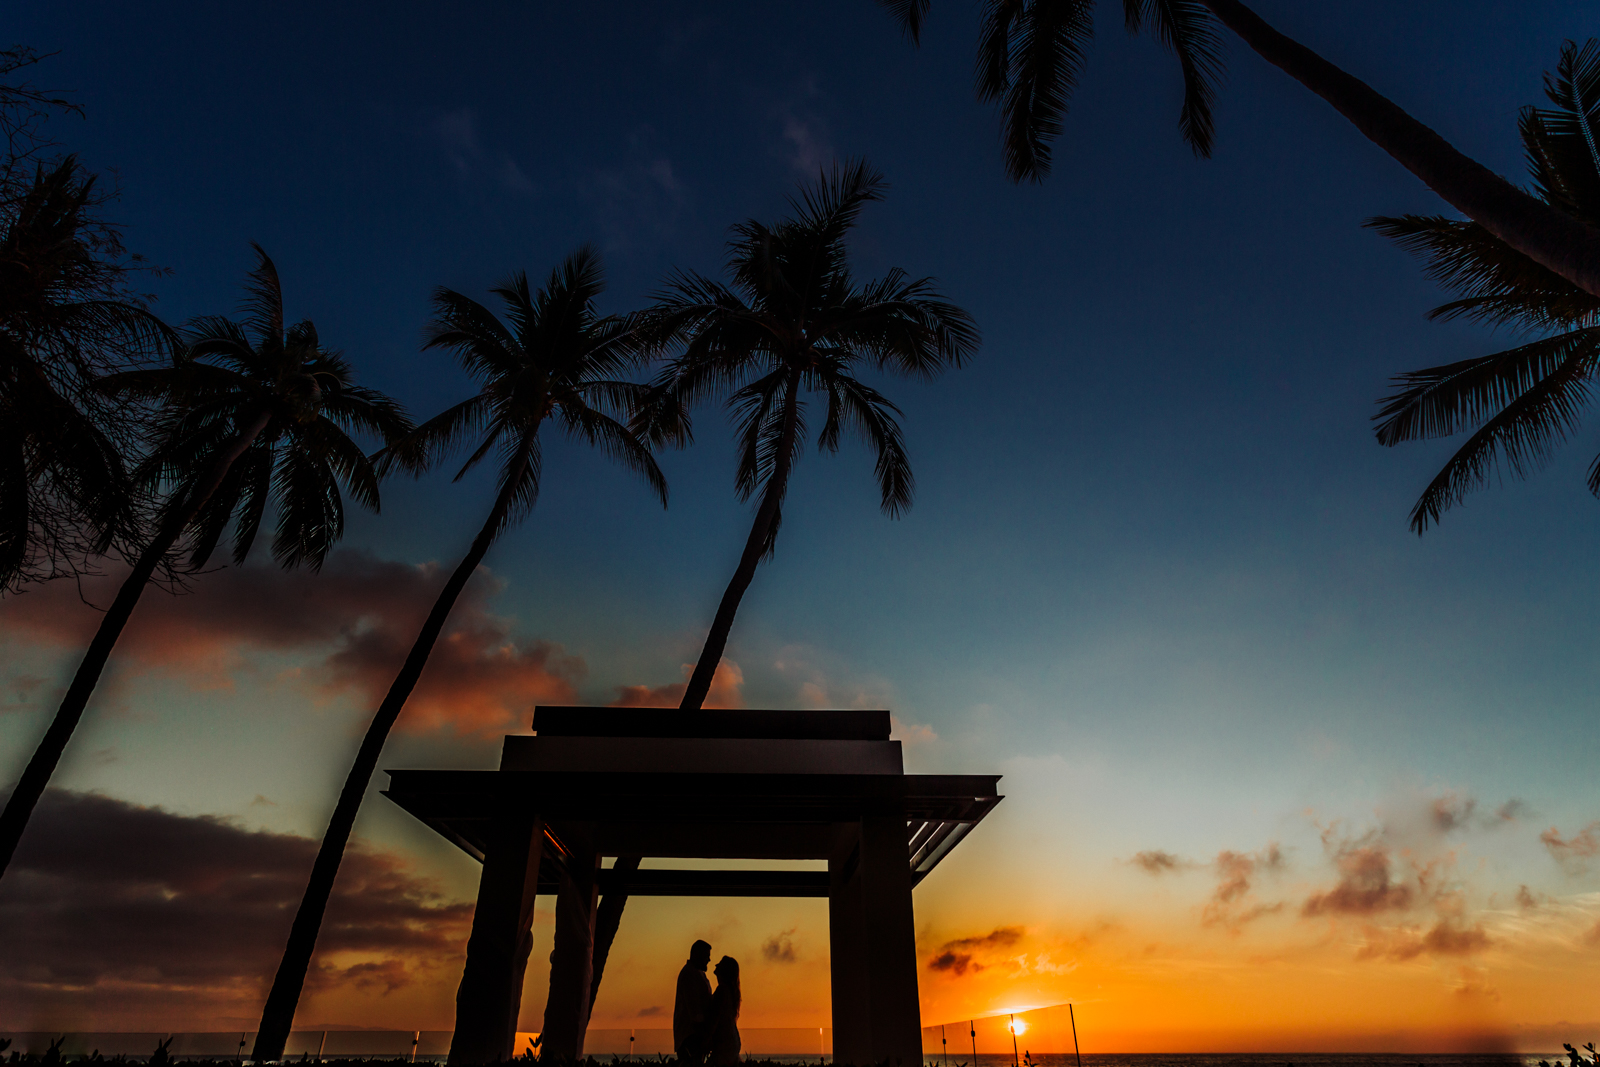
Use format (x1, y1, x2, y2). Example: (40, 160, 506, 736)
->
(858, 810, 924, 1066)
(828, 827, 871, 1064)
(539, 840, 600, 1059)
(448, 809, 545, 1066)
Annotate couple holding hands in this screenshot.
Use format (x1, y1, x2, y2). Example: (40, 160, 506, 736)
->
(672, 940, 741, 1065)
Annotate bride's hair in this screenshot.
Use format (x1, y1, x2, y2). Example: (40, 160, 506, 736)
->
(715, 956, 741, 1017)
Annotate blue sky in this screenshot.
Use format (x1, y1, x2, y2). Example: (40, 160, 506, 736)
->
(5, 0, 1600, 1045)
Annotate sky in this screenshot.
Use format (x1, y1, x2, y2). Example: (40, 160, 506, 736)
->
(3, 0, 1600, 1054)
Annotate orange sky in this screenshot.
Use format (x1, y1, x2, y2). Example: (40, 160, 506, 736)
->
(4, 566, 1598, 1053)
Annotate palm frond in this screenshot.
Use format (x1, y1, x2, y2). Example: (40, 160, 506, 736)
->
(1368, 213, 1599, 329)
(1404, 340, 1598, 532)
(239, 244, 286, 349)
(1375, 328, 1600, 445)
(377, 394, 493, 477)
(979, 0, 1097, 182)
(1124, 0, 1226, 157)
(877, 0, 932, 43)
(829, 372, 915, 516)
(271, 438, 343, 570)
(556, 403, 669, 507)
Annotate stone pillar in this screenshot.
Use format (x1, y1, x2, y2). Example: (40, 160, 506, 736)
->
(448, 810, 545, 1066)
(539, 842, 600, 1059)
(828, 826, 871, 1065)
(858, 812, 923, 1066)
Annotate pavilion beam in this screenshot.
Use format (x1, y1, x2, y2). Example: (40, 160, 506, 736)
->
(539, 838, 600, 1059)
(447, 809, 544, 1066)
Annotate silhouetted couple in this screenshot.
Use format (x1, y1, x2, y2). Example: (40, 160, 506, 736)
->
(673, 939, 740, 1065)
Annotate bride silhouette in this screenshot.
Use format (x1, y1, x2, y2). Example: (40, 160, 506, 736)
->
(698, 955, 741, 1065)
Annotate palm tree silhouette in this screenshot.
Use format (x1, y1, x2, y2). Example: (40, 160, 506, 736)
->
(251, 246, 668, 1062)
(640, 160, 978, 712)
(581, 161, 977, 1011)
(1, 157, 172, 591)
(879, 0, 1600, 302)
(1374, 40, 1600, 532)
(0, 244, 409, 880)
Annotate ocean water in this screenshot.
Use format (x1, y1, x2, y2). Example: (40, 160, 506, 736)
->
(0, 1033, 1570, 1067)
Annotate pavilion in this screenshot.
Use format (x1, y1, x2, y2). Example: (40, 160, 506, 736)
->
(383, 706, 1002, 1066)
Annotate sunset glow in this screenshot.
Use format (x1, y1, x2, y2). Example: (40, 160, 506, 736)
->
(4, 0, 1599, 1058)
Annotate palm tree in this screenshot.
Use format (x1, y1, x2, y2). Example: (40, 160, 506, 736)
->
(0, 244, 409, 880)
(1, 156, 171, 592)
(251, 246, 668, 1063)
(639, 160, 978, 711)
(878, 0, 1600, 302)
(580, 161, 977, 1016)
(1373, 40, 1600, 532)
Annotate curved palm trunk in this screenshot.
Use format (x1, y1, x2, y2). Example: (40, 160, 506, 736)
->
(1198, 0, 1600, 299)
(578, 376, 805, 1025)
(0, 408, 273, 881)
(679, 370, 803, 713)
(251, 444, 533, 1064)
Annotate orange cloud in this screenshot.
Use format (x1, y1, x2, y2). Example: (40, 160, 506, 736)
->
(1202, 844, 1285, 929)
(1303, 844, 1414, 917)
(610, 660, 744, 709)
(0, 552, 584, 738)
(1356, 921, 1492, 962)
(927, 926, 1024, 976)
(1541, 822, 1600, 873)
(1131, 850, 1189, 875)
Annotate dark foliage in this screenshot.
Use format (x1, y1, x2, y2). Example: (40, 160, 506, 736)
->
(1372, 40, 1600, 531)
(877, 0, 1225, 180)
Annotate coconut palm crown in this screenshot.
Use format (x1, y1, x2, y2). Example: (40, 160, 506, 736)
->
(638, 159, 979, 713)
(0, 157, 171, 591)
(0, 244, 409, 886)
(106, 248, 411, 569)
(1372, 39, 1600, 533)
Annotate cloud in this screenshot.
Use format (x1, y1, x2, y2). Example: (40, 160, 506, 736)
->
(889, 716, 937, 746)
(1356, 921, 1492, 962)
(761, 928, 798, 963)
(0, 552, 583, 739)
(426, 107, 535, 194)
(1131, 850, 1189, 875)
(610, 660, 744, 709)
(1302, 843, 1413, 917)
(323, 604, 583, 738)
(1495, 799, 1530, 822)
(582, 132, 686, 249)
(780, 115, 833, 174)
(926, 926, 1024, 976)
(637, 1005, 664, 1018)
(1431, 793, 1477, 833)
(0, 790, 471, 1029)
(772, 645, 894, 711)
(1541, 822, 1600, 874)
(1515, 884, 1544, 910)
(1202, 845, 1285, 929)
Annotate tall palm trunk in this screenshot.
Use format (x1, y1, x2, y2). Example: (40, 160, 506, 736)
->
(680, 368, 802, 711)
(578, 373, 803, 1026)
(1197, 0, 1600, 299)
(0, 407, 273, 880)
(252, 442, 535, 1064)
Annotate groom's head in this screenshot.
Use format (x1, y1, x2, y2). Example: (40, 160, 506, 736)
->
(690, 940, 712, 969)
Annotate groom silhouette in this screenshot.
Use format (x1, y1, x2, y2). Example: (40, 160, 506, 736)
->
(673, 939, 714, 1063)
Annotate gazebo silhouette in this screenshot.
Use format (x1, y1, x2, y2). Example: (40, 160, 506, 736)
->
(384, 706, 1002, 1066)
